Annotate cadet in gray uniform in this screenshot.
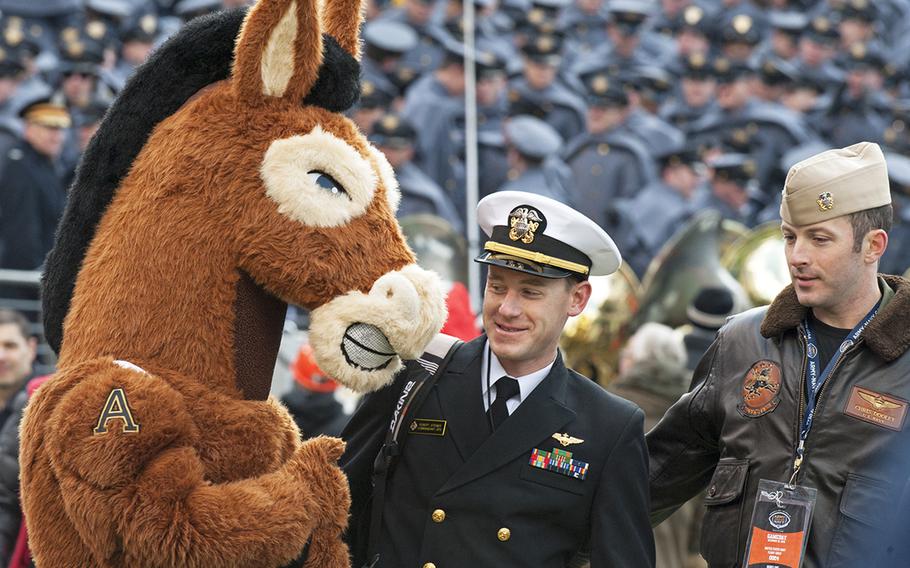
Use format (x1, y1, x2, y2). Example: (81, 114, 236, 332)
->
(495, 114, 572, 204)
(563, 70, 656, 227)
(369, 112, 464, 233)
(696, 152, 761, 228)
(620, 143, 703, 276)
(508, 31, 587, 142)
(361, 20, 418, 106)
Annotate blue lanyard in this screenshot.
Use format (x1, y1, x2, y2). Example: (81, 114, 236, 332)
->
(800, 302, 880, 443)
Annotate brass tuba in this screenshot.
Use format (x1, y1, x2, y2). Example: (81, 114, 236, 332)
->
(630, 210, 751, 331)
(722, 220, 790, 306)
(560, 263, 642, 388)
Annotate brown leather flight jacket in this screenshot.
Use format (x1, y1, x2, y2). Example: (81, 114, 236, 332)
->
(648, 275, 910, 568)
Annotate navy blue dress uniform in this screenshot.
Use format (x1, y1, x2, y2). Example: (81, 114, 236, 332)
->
(342, 191, 655, 568)
(0, 97, 70, 272)
(508, 32, 587, 143)
(368, 113, 464, 234)
(495, 114, 572, 204)
(563, 71, 656, 227)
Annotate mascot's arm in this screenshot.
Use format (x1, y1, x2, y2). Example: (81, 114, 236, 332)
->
(43, 363, 349, 568)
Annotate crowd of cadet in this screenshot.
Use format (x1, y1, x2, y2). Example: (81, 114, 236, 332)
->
(2, 0, 910, 280)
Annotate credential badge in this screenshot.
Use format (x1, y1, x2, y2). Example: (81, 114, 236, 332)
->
(508, 207, 543, 244)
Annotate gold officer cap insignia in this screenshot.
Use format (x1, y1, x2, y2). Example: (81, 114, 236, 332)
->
(361, 80, 374, 95)
(592, 74, 609, 94)
(141, 14, 158, 35)
(381, 114, 399, 130)
(68, 41, 85, 57)
(684, 5, 703, 25)
(817, 191, 835, 211)
(732, 14, 752, 34)
(859, 391, 901, 410)
(4, 28, 23, 46)
(61, 27, 79, 43)
(814, 17, 830, 32)
(552, 433, 584, 447)
(690, 52, 706, 67)
(850, 43, 866, 59)
(537, 35, 555, 53)
(529, 8, 545, 24)
(87, 20, 107, 40)
(853, 0, 867, 8)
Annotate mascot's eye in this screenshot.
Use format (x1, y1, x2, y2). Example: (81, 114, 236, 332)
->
(307, 171, 347, 197)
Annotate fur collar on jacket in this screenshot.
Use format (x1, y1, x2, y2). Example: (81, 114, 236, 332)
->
(760, 274, 910, 362)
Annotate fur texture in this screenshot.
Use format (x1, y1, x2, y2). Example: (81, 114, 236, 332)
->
(42, 9, 361, 354)
(262, 126, 377, 227)
(308, 265, 448, 392)
(22, 1, 444, 566)
(760, 274, 910, 361)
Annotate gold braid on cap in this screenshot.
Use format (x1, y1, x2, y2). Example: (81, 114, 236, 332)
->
(484, 241, 589, 274)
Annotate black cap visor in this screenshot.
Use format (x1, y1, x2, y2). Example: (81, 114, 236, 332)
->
(475, 251, 573, 278)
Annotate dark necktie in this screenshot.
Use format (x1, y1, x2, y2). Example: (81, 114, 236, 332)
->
(489, 376, 520, 431)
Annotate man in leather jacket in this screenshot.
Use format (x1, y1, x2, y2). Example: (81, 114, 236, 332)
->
(647, 142, 910, 568)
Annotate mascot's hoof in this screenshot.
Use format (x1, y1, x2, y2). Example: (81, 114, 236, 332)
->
(341, 323, 395, 370)
(308, 264, 447, 393)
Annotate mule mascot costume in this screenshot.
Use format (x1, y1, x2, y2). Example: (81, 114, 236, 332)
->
(20, 1, 447, 566)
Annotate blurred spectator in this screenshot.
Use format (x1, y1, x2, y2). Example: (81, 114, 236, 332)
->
(281, 344, 349, 439)
(621, 142, 703, 276)
(369, 112, 463, 232)
(682, 286, 736, 375)
(0, 96, 69, 273)
(565, 69, 655, 226)
(696, 153, 760, 227)
(610, 322, 699, 568)
(496, 114, 572, 203)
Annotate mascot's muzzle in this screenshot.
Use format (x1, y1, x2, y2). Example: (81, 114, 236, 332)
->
(307, 264, 448, 393)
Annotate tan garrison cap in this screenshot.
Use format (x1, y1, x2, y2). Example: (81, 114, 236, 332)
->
(780, 142, 890, 225)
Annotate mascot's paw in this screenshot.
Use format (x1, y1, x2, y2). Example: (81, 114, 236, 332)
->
(290, 436, 350, 533)
(308, 264, 447, 392)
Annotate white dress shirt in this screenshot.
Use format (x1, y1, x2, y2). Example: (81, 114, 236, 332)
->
(480, 341, 556, 415)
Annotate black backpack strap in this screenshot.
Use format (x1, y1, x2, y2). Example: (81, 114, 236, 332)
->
(363, 334, 463, 567)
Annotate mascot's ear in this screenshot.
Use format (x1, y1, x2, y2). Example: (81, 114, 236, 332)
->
(232, 0, 325, 104)
(321, 0, 365, 61)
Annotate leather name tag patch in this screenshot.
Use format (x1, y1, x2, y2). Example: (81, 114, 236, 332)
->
(844, 386, 908, 432)
(408, 419, 447, 436)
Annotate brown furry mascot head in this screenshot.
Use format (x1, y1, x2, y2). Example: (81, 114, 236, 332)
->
(20, 2, 446, 566)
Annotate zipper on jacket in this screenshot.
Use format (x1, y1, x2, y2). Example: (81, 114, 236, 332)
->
(789, 333, 863, 484)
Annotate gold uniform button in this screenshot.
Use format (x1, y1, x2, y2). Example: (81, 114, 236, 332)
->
(498, 527, 511, 541)
(423, 563, 436, 568)
(432, 509, 446, 523)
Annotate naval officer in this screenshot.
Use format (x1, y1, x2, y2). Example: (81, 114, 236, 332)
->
(342, 191, 655, 568)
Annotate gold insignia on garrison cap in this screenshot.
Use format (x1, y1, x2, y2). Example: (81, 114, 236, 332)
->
(817, 192, 835, 211)
(733, 14, 752, 34)
(380, 114, 399, 130)
(684, 5, 703, 25)
(87, 20, 107, 40)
